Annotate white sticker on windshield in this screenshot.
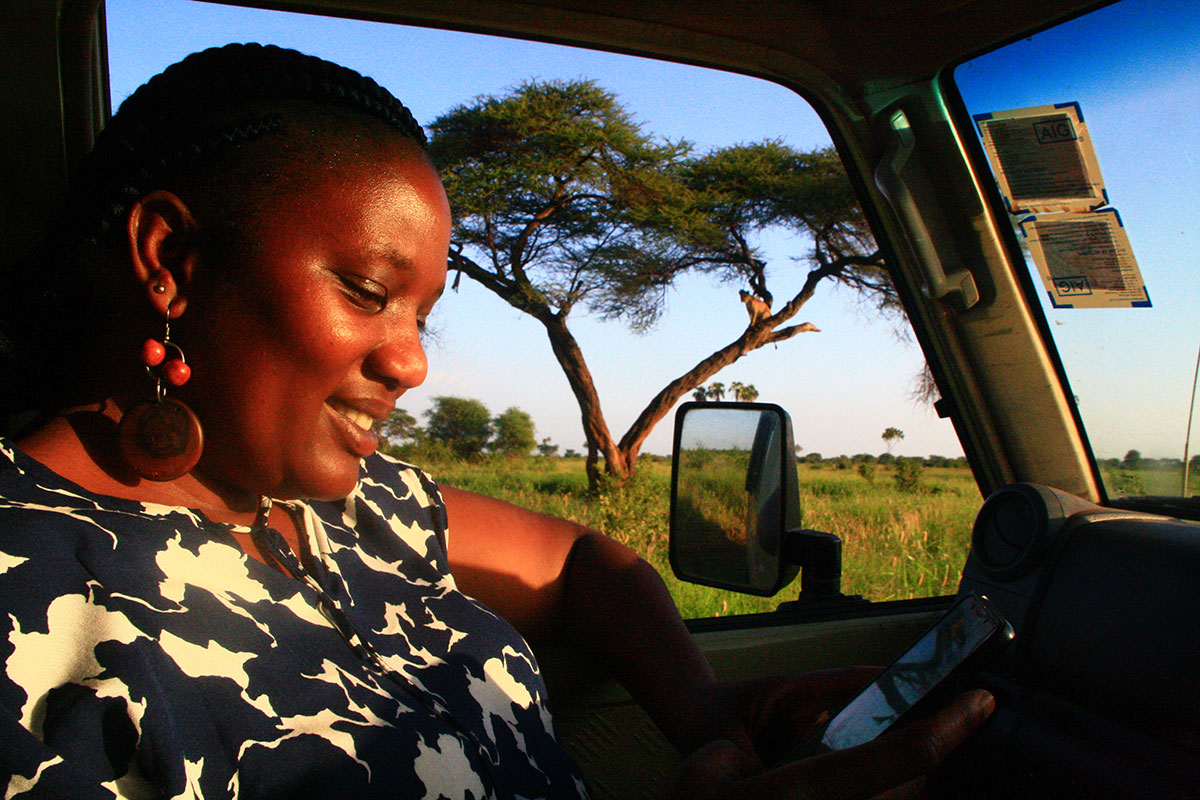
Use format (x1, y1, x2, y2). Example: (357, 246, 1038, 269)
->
(1018, 210, 1150, 308)
(975, 103, 1106, 214)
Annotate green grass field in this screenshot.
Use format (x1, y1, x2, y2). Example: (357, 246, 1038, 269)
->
(418, 454, 984, 619)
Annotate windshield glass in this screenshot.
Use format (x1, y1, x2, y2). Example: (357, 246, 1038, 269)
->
(954, 0, 1199, 504)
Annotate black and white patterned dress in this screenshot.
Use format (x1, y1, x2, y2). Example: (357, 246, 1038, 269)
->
(0, 439, 589, 799)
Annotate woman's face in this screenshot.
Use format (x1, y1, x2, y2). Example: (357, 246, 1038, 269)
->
(178, 140, 449, 501)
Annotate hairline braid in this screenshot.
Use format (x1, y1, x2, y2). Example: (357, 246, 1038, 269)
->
(78, 43, 427, 240)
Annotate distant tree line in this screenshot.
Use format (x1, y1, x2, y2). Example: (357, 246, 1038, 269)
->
(382, 397, 541, 461)
(384, 398, 980, 469)
(796, 452, 968, 469)
(1099, 450, 1200, 472)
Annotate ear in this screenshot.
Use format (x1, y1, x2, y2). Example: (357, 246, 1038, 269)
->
(126, 190, 202, 318)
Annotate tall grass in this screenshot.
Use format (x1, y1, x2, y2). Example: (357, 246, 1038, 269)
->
(413, 453, 981, 619)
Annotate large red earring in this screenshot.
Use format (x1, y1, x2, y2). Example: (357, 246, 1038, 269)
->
(118, 307, 204, 481)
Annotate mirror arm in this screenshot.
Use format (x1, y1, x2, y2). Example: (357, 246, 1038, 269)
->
(783, 529, 864, 605)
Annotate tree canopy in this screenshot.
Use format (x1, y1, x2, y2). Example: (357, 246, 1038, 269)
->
(430, 80, 690, 328)
(380, 408, 420, 447)
(424, 396, 493, 460)
(492, 407, 537, 457)
(429, 78, 891, 488)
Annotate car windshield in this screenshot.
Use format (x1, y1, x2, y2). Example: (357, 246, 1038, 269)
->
(953, 0, 1200, 511)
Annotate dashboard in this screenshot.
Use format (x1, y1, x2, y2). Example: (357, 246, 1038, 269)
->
(953, 484, 1199, 798)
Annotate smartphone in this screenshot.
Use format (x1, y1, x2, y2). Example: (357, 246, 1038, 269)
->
(785, 592, 1013, 760)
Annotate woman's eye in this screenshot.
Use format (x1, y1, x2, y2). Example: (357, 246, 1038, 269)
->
(338, 274, 388, 313)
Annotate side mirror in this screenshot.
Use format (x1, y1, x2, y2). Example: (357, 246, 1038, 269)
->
(669, 402, 801, 596)
(670, 402, 853, 602)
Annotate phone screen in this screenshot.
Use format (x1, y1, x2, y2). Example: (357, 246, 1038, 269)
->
(818, 593, 1011, 752)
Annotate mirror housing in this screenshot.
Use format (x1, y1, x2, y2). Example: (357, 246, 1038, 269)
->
(670, 402, 853, 603)
(670, 401, 800, 596)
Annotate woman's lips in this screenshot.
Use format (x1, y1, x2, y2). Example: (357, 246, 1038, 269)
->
(327, 399, 381, 457)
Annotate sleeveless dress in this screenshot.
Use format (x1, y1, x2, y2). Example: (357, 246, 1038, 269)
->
(0, 439, 589, 799)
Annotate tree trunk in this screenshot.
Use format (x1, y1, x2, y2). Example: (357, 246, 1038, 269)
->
(449, 252, 631, 491)
(450, 250, 840, 492)
(614, 266, 833, 468)
(616, 326, 772, 465)
(539, 314, 631, 489)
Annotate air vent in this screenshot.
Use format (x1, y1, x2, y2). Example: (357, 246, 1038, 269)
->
(972, 484, 1056, 580)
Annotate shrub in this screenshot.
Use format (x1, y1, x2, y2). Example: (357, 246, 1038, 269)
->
(894, 457, 924, 493)
(1109, 469, 1145, 496)
(492, 407, 536, 456)
(425, 396, 493, 459)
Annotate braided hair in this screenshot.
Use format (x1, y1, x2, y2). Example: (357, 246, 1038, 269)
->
(77, 43, 426, 241)
(0, 44, 427, 429)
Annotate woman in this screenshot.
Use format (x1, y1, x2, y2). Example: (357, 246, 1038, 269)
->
(0, 44, 990, 798)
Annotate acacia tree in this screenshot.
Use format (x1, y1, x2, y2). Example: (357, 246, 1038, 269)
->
(615, 141, 892, 467)
(380, 408, 421, 447)
(425, 397, 493, 459)
(882, 426, 905, 454)
(430, 80, 689, 485)
(429, 80, 891, 488)
(492, 407, 537, 457)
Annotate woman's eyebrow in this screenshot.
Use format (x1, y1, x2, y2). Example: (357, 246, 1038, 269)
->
(369, 246, 446, 300)
(367, 246, 417, 274)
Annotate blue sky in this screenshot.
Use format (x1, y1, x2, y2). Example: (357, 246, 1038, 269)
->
(105, 0, 1196, 462)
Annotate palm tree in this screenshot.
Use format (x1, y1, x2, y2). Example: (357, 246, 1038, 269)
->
(740, 383, 759, 402)
(707, 382, 726, 401)
(692, 386, 708, 401)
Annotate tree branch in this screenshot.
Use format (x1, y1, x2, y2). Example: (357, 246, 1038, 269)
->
(766, 321, 820, 343)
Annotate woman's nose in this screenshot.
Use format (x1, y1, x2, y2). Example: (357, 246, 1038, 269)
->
(366, 322, 428, 392)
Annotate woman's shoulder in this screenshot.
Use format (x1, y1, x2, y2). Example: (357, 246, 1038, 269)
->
(0, 436, 119, 517)
(0, 436, 171, 522)
(0, 441, 125, 613)
(0, 438, 227, 578)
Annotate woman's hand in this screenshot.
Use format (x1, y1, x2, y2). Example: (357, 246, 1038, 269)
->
(678, 668, 881, 764)
(672, 689, 995, 800)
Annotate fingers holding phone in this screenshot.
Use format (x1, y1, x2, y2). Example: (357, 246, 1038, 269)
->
(672, 594, 1010, 799)
(672, 689, 995, 800)
(785, 594, 1012, 760)
(792, 688, 997, 799)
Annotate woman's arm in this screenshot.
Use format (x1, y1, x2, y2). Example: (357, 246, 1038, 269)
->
(440, 485, 716, 752)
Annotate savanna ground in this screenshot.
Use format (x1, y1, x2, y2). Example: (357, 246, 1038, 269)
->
(415, 454, 987, 619)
